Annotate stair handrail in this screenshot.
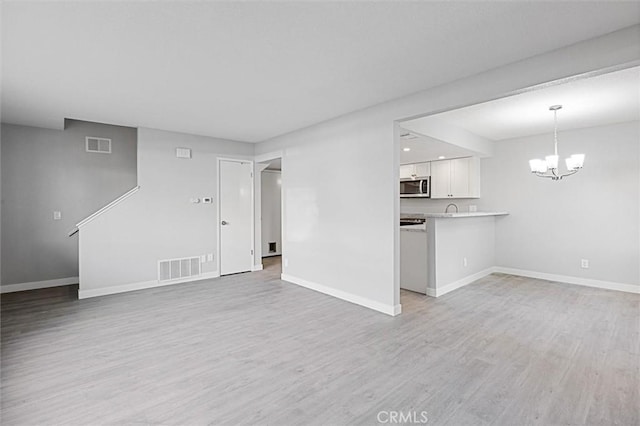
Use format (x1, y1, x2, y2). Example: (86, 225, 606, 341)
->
(74, 185, 141, 231)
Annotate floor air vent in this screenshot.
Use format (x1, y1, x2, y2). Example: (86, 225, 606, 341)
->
(158, 257, 201, 282)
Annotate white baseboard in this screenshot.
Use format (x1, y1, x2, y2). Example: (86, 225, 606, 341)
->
(428, 267, 495, 298)
(252, 264, 264, 271)
(494, 267, 640, 294)
(78, 271, 220, 299)
(281, 273, 401, 316)
(1, 276, 79, 293)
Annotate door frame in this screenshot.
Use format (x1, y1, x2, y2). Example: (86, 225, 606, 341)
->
(216, 157, 255, 276)
(254, 151, 284, 272)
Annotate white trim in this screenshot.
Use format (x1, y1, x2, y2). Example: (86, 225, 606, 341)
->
(392, 303, 402, 315)
(427, 268, 495, 297)
(425, 266, 640, 298)
(494, 267, 640, 294)
(254, 151, 284, 264)
(78, 271, 220, 299)
(252, 264, 264, 271)
(76, 186, 140, 228)
(281, 273, 401, 316)
(1, 276, 79, 293)
(254, 150, 284, 164)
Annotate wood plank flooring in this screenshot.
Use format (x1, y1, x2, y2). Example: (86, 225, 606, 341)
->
(1, 258, 638, 425)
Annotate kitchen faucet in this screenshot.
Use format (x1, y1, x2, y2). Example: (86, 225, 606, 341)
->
(445, 203, 459, 213)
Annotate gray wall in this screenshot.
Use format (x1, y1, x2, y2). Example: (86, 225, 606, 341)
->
(79, 127, 254, 294)
(255, 26, 639, 313)
(483, 121, 639, 286)
(1, 120, 137, 285)
(430, 216, 496, 292)
(403, 121, 639, 287)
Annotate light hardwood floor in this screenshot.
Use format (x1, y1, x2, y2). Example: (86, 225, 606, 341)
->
(1, 258, 638, 425)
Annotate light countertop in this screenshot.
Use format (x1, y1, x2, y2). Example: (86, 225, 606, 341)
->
(401, 211, 508, 219)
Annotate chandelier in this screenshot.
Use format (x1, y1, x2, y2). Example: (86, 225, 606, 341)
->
(529, 105, 584, 180)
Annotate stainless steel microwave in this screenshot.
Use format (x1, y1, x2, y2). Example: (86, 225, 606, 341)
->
(400, 177, 430, 198)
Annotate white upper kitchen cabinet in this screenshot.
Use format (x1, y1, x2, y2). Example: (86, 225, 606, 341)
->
(430, 160, 450, 198)
(399, 162, 430, 179)
(400, 164, 415, 179)
(430, 157, 480, 199)
(414, 162, 430, 178)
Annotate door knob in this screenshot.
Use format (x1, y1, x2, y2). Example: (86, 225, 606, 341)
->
(221, 220, 228, 225)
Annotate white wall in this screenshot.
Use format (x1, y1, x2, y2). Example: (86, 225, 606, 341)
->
(269, 119, 399, 314)
(482, 121, 639, 288)
(255, 26, 640, 314)
(261, 170, 282, 257)
(428, 216, 496, 296)
(79, 127, 253, 296)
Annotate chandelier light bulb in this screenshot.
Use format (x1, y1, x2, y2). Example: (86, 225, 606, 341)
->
(528, 105, 585, 181)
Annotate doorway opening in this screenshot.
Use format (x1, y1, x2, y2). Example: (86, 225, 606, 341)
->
(257, 157, 283, 276)
(394, 65, 638, 309)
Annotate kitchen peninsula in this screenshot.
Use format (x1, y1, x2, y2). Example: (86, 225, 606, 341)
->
(400, 211, 508, 297)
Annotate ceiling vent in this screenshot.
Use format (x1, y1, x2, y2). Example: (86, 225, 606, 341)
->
(86, 137, 112, 154)
(400, 132, 419, 140)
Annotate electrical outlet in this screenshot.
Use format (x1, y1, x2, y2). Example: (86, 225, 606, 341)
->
(469, 205, 477, 212)
(284, 258, 289, 268)
(207, 253, 213, 262)
(200, 255, 206, 263)
(463, 257, 468, 267)
(53, 211, 62, 220)
(581, 259, 589, 269)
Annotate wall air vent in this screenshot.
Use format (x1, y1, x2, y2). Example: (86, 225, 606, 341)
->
(176, 147, 192, 159)
(86, 137, 112, 154)
(158, 256, 201, 282)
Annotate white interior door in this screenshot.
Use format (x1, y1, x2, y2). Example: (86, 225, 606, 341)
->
(219, 160, 253, 275)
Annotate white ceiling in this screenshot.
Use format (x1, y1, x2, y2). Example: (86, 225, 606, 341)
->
(265, 158, 282, 171)
(399, 133, 474, 164)
(2, 2, 639, 143)
(402, 66, 640, 142)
